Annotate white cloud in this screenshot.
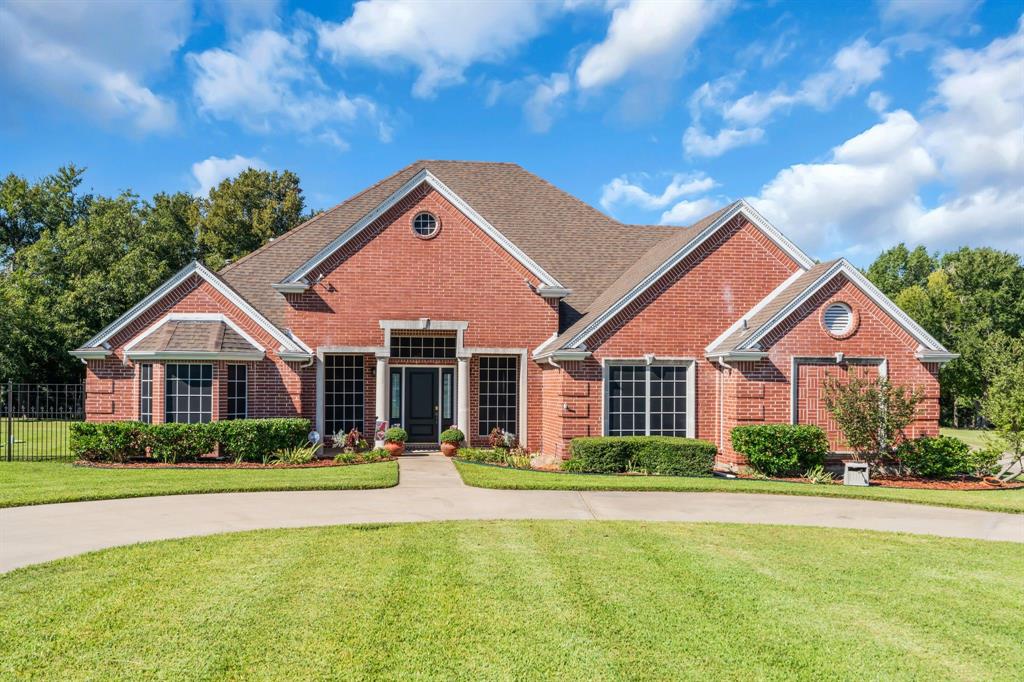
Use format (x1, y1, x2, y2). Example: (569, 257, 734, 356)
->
(523, 73, 571, 133)
(208, 0, 281, 35)
(316, 0, 553, 98)
(724, 38, 889, 126)
(188, 29, 389, 145)
(867, 90, 891, 113)
(576, 0, 732, 90)
(660, 197, 724, 225)
(600, 173, 717, 211)
(191, 155, 267, 196)
(749, 18, 1024, 256)
(683, 125, 764, 157)
(879, 0, 978, 27)
(0, 0, 188, 133)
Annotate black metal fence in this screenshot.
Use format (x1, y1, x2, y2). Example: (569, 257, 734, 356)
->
(1, 382, 85, 461)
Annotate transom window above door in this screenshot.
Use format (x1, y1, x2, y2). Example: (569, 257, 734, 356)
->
(605, 361, 692, 437)
(390, 334, 456, 359)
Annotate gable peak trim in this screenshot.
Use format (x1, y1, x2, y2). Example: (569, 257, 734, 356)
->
(279, 168, 563, 289)
(561, 200, 815, 350)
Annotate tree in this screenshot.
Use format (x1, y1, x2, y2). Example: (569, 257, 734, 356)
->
(197, 168, 305, 270)
(823, 376, 923, 470)
(0, 191, 196, 382)
(979, 334, 1024, 481)
(865, 243, 936, 299)
(0, 165, 90, 267)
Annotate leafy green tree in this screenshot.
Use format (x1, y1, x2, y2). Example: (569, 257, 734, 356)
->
(197, 168, 305, 270)
(979, 334, 1024, 481)
(0, 191, 196, 382)
(866, 243, 936, 299)
(823, 376, 923, 470)
(0, 165, 90, 267)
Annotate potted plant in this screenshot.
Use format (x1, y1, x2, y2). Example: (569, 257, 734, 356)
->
(383, 426, 408, 457)
(439, 427, 464, 457)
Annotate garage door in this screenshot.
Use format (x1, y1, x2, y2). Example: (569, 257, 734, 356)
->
(795, 359, 882, 452)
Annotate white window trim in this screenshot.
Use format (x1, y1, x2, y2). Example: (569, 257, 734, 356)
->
(602, 357, 696, 438)
(789, 356, 888, 425)
(470, 348, 528, 446)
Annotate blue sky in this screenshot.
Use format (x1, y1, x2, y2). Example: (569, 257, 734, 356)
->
(2, 0, 1021, 264)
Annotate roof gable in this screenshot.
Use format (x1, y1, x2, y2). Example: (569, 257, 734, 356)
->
(537, 200, 815, 357)
(73, 261, 308, 357)
(707, 258, 950, 357)
(276, 168, 564, 290)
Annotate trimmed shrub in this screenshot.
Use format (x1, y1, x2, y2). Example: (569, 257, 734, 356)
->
(563, 437, 717, 476)
(730, 424, 829, 477)
(147, 423, 218, 463)
(440, 427, 465, 444)
(70, 421, 148, 462)
(898, 435, 993, 479)
(212, 418, 311, 463)
(384, 426, 408, 443)
(456, 448, 507, 464)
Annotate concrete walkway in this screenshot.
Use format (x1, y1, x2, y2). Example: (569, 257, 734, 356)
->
(1, 454, 1021, 572)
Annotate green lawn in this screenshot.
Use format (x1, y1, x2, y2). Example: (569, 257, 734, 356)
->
(0, 460, 398, 508)
(455, 461, 1024, 514)
(0, 419, 74, 459)
(940, 426, 999, 450)
(1, 521, 1021, 681)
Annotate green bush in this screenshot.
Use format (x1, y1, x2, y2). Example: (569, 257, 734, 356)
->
(384, 426, 408, 443)
(273, 442, 318, 465)
(457, 448, 506, 464)
(730, 425, 829, 477)
(147, 423, 218, 463)
(70, 421, 148, 463)
(440, 427, 464, 444)
(898, 435, 993, 479)
(563, 437, 717, 476)
(212, 418, 310, 463)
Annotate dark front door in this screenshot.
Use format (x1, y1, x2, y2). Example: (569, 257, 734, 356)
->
(405, 368, 439, 443)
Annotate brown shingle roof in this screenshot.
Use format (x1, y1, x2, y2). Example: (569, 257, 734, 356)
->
(542, 203, 739, 352)
(706, 259, 838, 355)
(131, 320, 260, 354)
(218, 160, 694, 328)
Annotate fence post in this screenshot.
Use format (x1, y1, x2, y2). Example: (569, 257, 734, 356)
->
(6, 380, 12, 462)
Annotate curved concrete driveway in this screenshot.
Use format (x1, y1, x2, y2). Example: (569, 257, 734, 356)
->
(2, 455, 1021, 572)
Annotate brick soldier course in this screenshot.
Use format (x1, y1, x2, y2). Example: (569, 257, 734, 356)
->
(73, 160, 955, 470)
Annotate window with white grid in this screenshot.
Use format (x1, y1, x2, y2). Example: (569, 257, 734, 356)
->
(607, 365, 647, 436)
(165, 364, 212, 424)
(226, 365, 247, 419)
(325, 355, 364, 439)
(606, 362, 689, 437)
(139, 364, 153, 424)
(478, 356, 517, 436)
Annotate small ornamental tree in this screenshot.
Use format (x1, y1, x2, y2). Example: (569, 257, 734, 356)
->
(823, 376, 923, 469)
(980, 346, 1024, 481)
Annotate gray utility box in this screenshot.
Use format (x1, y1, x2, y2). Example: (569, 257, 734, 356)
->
(843, 461, 870, 487)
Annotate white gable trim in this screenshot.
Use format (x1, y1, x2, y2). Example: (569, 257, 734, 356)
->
(79, 261, 307, 353)
(736, 259, 947, 352)
(704, 267, 808, 354)
(279, 169, 563, 288)
(562, 200, 815, 350)
(123, 313, 266, 354)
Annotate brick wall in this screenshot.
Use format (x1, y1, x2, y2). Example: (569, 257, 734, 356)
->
(541, 216, 802, 459)
(714, 273, 941, 468)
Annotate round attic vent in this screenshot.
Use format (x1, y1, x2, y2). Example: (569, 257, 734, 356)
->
(412, 211, 439, 239)
(823, 302, 853, 336)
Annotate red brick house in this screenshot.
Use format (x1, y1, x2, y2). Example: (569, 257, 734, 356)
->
(72, 161, 955, 469)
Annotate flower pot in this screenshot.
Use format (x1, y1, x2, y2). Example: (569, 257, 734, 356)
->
(384, 441, 405, 457)
(440, 442, 458, 457)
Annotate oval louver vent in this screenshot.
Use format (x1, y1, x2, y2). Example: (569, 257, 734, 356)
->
(824, 303, 852, 335)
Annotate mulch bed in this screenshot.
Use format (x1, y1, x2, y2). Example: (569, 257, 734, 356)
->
(74, 458, 395, 470)
(738, 474, 1024, 491)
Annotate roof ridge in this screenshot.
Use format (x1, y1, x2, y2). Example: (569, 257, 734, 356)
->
(219, 160, 426, 275)
(500, 162, 626, 227)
